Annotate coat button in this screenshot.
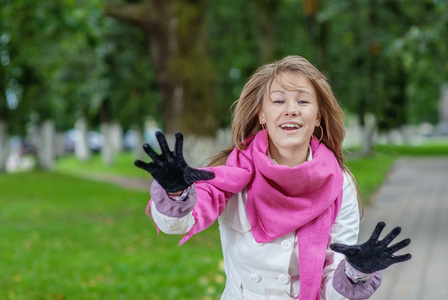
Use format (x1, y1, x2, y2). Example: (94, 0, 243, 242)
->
(281, 240, 293, 250)
(250, 273, 262, 283)
(278, 274, 291, 285)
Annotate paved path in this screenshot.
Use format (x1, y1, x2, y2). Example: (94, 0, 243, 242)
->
(358, 157, 448, 300)
(79, 172, 150, 191)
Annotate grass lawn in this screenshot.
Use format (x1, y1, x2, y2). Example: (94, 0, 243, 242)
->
(54, 151, 148, 179)
(346, 152, 397, 206)
(0, 172, 224, 300)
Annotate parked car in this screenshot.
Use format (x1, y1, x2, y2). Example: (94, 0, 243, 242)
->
(64, 129, 104, 153)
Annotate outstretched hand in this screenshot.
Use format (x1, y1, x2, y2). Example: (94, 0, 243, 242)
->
(330, 221, 412, 274)
(134, 131, 215, 193)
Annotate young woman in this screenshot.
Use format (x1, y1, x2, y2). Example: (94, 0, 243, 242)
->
(135, 56, 411, 300)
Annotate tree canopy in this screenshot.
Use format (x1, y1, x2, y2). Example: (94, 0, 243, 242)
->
(1, 0, 447, 138)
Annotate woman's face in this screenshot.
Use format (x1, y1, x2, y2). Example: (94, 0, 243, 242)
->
(258, 71, 320, 158)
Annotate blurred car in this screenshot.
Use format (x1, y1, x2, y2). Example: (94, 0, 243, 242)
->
(431, 121, 448, 136)
(64, 129, 104, 153)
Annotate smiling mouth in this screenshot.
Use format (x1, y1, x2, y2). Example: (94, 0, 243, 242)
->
(280, 123, 301, 130)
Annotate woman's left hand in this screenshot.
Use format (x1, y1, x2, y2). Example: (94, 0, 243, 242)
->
(330, 221, 412, 274)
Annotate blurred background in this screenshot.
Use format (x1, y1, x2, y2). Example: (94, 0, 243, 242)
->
(1, 0, 447, 170)
(1, 0, 447, 299)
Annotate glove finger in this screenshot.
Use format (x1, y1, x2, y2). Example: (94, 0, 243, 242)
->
(134, 159, 155, 173)
(184, 168, 215, 185)
(155, 131, 173, 159)
(329, 243, 359, 257)
(174, 132, 184, 157)
(368, 221, 386, 243)
(142, 143, 159, 162)
(381, 226, 402, 246)
(388, 238, 411, 254)
(391, 253, 412, 264)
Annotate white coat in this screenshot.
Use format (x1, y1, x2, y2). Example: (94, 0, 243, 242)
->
(151, 171, 360, 300)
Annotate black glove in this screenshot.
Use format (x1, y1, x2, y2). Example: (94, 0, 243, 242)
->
(134, 131, 215, 193)
(330, 221, 411, 274)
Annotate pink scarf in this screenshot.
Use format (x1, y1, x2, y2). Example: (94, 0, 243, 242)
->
(199, 131, 344, 300)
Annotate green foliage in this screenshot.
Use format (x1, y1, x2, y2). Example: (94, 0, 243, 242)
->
(322, 0, 448, 128)
(1, 0, 158, 134)
(206, 0, 262, 126)
(0, 172, 224, 299)
(1, 0, 447, 135)
(100, 19, 159, 129)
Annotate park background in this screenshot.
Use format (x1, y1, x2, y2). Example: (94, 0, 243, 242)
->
(1, 0, 448, 299)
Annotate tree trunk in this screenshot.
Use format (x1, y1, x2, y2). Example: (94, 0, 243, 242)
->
(110, 122, 123, 154)
(253, 0, 277, 62)
(100, 122, 114, 166)
(365, 0, 379, 154)
(55, 131, 65, 158)
(105, 0, 217, 136)
(0, 120, 9, 172)
(36, 120, 55, 170)
(75, 117, 90, 162)
(132, 126, 145, 160)
(361, 113, 376, 155)
(439, 82, 448, 123)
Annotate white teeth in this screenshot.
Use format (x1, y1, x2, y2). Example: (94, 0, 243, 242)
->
(281, 124, 301, 129)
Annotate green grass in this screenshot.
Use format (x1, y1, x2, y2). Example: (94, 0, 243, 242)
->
(346, 153, 397, 206)
(0, 172, 224, 300)
(374, 143, 448, 156)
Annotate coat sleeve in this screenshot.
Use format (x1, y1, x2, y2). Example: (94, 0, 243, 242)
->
(320, 172, 381, 300)
(149, 180, 196, 235)
(148, 178, 235, 244)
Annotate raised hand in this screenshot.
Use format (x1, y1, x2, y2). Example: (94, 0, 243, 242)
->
(134, 131, 215, 193)
(330, 221, 412, 274)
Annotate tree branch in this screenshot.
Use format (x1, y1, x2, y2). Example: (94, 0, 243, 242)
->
(104, 1, 154, 28)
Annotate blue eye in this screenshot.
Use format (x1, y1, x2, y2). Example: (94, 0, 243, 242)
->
(273, 100, 285, 104)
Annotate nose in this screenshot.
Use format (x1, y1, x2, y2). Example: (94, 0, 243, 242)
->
(285, 101, 299, 116)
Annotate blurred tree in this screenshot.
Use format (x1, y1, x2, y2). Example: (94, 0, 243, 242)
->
(1, 0, 447, 172)
(99, 18, 158, 161)
(0, 0, 108, 169)
(252, 0, 279, 62)
(374, 0, 448, 135)
(100, 19, 158, 131)
(0, 27, 12, 171)
(205, 0, 261, 127)
(105, 0, 218, 136)
(205, 0, 312, 127)
(318, 0, 448, 150)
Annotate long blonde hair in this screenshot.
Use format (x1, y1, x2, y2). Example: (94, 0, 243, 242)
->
(209, 55, 363, 210)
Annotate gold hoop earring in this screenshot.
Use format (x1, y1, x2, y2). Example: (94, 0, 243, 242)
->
(317, 123, 324, 142)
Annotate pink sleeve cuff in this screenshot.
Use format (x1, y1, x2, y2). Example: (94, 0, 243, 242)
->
(333, 260, 382, 300)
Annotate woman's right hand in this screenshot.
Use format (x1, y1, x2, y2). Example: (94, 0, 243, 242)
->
(134, 131, 215, 193)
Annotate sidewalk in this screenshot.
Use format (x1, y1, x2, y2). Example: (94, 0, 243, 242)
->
(79, 172, 150, 191)
(358, 157, 448, 299)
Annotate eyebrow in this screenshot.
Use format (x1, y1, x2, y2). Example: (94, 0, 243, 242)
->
(270, 89, 312, 96)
